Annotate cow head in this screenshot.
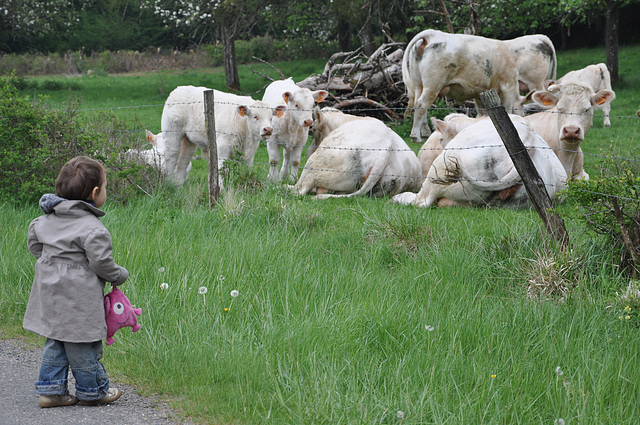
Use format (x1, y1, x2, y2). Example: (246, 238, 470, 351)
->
(281, 88, 329, 127)
(532, 82, 615, 143)
(237, 101, 274, 139)
(145, 130, 165, 153)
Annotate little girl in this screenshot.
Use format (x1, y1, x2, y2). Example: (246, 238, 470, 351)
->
(23, 156, 129, 408)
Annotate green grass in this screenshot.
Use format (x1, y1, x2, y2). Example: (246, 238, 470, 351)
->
(3, 47, 640, 424)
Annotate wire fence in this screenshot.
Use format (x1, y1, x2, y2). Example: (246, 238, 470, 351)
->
(13, 99, 640, 201)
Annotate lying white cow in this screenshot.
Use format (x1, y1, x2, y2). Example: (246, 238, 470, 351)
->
(126, 130, 192, 174)
(161, 85, 274, 186)
(293, 110, 422, 199)
(526, 81, 615, 180)
(403, 29, 522, 143)
(553, 63, 615, 127)
(391, 117, 567, 208)
(504, 34, 557, 94)
(308, 107, 365, 157)
(262, 78, 328, 182)
(417, 114, 483, 178)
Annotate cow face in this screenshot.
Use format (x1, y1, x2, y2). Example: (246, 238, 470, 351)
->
(532, 83, 615, 142)
(237, 101, 274, 140)
(282, 88, 325, 127)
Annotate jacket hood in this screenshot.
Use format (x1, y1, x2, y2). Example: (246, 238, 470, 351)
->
(39, 194, 104, 217)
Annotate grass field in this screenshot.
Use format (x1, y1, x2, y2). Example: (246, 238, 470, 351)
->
(2, 45, 640, 424)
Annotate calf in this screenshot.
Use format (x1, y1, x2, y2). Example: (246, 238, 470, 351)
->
(161, 85, 274, 186)
(293, 113, 422, 199)
(126, 130, 192, 175)
(391, 117, 567, 208)
(553, 63, 615, 127)
(262, 78, 328, 182)
(525, 82, 615, 180)
(504, 34, 557, 94)
(403, 29, 522, 143)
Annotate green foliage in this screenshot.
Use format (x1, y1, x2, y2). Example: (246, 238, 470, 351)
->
(564, 157, 640, 274)
(0, 75, 161, 205)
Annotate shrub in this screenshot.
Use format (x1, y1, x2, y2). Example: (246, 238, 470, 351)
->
(564, 156, 640, 276)
(0, 74, 161, 206)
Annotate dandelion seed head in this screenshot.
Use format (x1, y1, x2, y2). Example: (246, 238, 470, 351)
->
(218, 275, 225, 281)
(396, 410, 405, 419)
(198, 286, 208, 295)
(555, 366, 563, 376)
(160, 282, 169, 290)
(230, 290, 239, 298)
(554, 419, 565, 425)
(425, 325, 435, 332)
(158, 267, 165, 272)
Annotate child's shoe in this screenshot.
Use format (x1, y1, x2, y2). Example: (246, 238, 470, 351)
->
(38, 394, 79, 408)
(79, 388, 122, 406)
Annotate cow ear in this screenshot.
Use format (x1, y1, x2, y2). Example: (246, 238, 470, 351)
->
(146, 130, 155, 145)
(313, 90, 329, 103)
(274, 105, 286, 118)
(283, 91, 292, 104)
(532, 91, 558, 108)
(593, 89, 615, 106)
(431, 118, 447, 134)
(313, 107, 323, 123)
(237, 105, 248, 117)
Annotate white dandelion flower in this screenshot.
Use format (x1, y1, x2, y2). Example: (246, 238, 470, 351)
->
(160, 283, 169, 290)
(198, 286, 208, 295)
(230, 290, 239, 298)
(425, 325, 435, 332)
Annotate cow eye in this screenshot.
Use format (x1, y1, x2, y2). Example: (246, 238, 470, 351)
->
(114, 302, 124, 315)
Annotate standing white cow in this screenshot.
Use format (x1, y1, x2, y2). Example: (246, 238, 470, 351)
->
(293, 110, 422, 199)
(262, 78, 328, 182)
(504, 34, 557, 94)
(403, 29, 522, 143)
(391, 117, 567, 208)
(161, 85, 274, 186)
(553, 63, 615, 127)
(526, 81, 615, 180)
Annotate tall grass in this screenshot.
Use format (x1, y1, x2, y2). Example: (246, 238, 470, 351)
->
(3, 46, 640, 424)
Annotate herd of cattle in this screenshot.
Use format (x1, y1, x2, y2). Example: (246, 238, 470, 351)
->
(133, 29, 616, 208)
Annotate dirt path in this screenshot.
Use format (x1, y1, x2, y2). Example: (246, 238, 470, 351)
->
(0, 338, 193, 425)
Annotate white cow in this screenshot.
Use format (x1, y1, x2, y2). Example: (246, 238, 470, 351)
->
(553, 63, 615, 127)
(293, 110, 422, 199)
(391, 117, 567, 208)
(262, 78, 328, 182)
(126, 130, 192, 175)
(161, 85, 274, 186)
(526, 81, 615, 180)
(308, 107, 366, 157)
(417, 113, 483, 178)
(504, 34, 557, 94)
(403, 29, 522, 143)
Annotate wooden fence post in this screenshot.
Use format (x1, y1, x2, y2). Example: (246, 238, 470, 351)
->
(479, 89, 570, 250)
(203, 89, 219, 208)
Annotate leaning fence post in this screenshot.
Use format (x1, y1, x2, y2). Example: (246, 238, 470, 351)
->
(479, 89, 570, 250)
(203, 89, 219, 208)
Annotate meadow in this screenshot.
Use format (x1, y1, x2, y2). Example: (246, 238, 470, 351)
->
(2, 45, 640, 424)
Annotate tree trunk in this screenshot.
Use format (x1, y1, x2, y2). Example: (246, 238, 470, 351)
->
(338, 18, 352, 52)
(605, 0, 619, 84)
(357, 3, 376, 56)
(221, 24, 241, 91)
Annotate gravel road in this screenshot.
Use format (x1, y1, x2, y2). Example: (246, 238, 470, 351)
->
(0, 338, 194, 425)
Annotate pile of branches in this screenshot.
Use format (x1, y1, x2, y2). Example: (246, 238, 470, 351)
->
(296, 42, 407, 121)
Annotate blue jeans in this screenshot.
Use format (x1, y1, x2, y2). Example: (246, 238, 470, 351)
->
(35, 338, 110, 401)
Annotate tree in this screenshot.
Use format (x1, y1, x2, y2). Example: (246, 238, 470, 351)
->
(146, 0, 267, 90)
(560, 0, 637, 84)
(0, 0, 81, 52)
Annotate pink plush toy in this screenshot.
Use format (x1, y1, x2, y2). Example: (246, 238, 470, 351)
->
(104, 286, 142, 345)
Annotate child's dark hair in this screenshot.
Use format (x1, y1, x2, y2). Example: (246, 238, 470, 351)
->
(55, 156, 106, 201)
